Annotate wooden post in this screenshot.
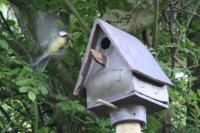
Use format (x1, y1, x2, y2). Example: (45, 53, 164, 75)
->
(116, 122, 141, 133)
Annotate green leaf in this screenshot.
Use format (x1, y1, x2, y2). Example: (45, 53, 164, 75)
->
(16, 79, 31, 86)
(7, 19, 15, 26)
(71, 32, 81, 40)
(19, 86, 29, 93)
(37, 127, 50, 133)
(0, 39, 9, 50)
(7, 49, 13, 54)
(23, 66, 33, 72)
(39, 85, 48, 95)
(28, 91, 36, 101)
(0, 0, 7, 4)
(57, 100, 85, 113)
(33, 0, 48, 10)
(197, 89, 200, 97)
(31, 87, 40, 95)
(48, 1, 61, 11)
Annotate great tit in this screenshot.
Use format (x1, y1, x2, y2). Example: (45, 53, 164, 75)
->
(33, 31, 70, 71)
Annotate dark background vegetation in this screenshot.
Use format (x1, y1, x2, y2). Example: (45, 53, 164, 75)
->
(0, 0, 200, 132)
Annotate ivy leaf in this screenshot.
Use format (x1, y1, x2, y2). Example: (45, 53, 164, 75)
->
(28, 91, 36, 101)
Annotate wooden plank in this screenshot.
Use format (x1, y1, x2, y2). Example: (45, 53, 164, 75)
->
(116, 123, 141, 133)
(73, 75, 84, 95)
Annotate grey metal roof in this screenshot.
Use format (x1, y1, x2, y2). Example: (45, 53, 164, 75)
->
(73, 19, 172, 96)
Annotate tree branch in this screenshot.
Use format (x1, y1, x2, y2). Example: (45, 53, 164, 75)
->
(0, 106, 17, 131)
(174, 6, 200, 19)
(142, 30, 152, 47)
(0, 11, 33, 63)
(0, 11, 13, 35)
(0, 106, 12, 122)
(182, 0, 198, 9)
(62, 0, 89, 32)
(152, 0, 159, 49)
(5, 101, 28, 116)
(0, 90, 15, 100)
(122, 0, 132, 10)
(34, 98, 39, 133)
(174, 56, 186, 68)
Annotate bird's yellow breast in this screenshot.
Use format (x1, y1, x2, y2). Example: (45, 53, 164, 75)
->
(48, 37, 66, 53)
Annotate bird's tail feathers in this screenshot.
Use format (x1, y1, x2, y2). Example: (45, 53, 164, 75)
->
(33, 51, 50, 72)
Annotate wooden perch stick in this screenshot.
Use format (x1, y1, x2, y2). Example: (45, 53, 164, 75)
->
(96, 98, 118, 110)
(90, 49, 107, 66)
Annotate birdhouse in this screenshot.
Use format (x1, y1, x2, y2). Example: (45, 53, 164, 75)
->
(73, 19, 172, 118)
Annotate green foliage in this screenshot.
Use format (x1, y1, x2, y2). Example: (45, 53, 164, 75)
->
(144, 115, 162, 133)
(15, 68, 48, 101)
(0, 0, 7, 5)
(57, 100, 85, 113)
(0, 0, 200, 132)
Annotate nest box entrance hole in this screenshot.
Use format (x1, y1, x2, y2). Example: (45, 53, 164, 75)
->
(101, 37, 110, 50)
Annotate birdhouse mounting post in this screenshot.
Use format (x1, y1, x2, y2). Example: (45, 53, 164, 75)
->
(73, 19, 172, 133)
(116, 122, 141, 133)
(110, 105, 146, 133)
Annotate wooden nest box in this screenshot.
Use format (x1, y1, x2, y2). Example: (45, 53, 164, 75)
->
(73, 19, 172, 116)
